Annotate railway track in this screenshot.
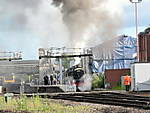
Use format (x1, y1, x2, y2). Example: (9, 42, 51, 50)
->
(49, 92, 150, 109)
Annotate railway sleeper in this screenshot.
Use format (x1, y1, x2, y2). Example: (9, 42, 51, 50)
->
(54, 96, 150, 109)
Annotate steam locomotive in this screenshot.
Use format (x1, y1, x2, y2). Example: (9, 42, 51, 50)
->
(65, 65, 84, 91)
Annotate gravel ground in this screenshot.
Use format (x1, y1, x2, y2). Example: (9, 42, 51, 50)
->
(50, 99, 150, 113)
(0, 99, 150, 113)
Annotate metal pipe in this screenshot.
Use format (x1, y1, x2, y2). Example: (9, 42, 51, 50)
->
(59, 58, 63, 84)
(135, 2, 139, 62)
(129, 0, 142, 62)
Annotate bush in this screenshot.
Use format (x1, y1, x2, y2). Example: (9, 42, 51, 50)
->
(92, 73, 104, 89)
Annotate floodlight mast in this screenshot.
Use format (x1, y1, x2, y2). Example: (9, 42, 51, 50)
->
(129, 0, 142, 3)
(129, 0, 142, 62)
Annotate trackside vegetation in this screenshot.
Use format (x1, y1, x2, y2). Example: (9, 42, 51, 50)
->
(0, 95, 90, 113)
(92, 73, 104, 89)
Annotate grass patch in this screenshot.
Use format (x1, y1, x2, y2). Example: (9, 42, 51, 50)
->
(0, 95, 90, 113)
(112, 85, 125, 90)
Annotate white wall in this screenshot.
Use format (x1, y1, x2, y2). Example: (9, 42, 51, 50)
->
(131, 63, 150, 91)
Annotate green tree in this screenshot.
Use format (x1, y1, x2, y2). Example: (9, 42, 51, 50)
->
(92, 73, 104, 89)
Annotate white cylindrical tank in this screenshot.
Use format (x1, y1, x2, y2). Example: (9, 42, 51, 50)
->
(0, 86, 2, 94)
(131, 63, 150, 91)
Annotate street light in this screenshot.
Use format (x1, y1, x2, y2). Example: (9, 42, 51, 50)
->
(129, 0, 142, 3)
(129, 0, 142, 62)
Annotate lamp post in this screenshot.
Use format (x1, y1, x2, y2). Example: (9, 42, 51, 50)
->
(129, 0, 142, 62)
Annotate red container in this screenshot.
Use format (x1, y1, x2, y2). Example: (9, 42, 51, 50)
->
(104, 69, 130, 89)
(138, 33, 150, 62)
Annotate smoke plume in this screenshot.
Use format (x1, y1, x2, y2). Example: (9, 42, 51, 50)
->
(0, 0, 127, 59)
(52, 0, 122, 48)
(0, 0, 42, 30)
(0, 0, 69, 59)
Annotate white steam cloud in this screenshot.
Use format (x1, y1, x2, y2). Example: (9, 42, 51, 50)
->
(52, 0, 128, 48)
(78, 74, 92, 91)
(0, 0, 128, 59)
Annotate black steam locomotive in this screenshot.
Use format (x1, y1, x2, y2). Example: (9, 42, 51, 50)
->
(65, 65, 84, 91)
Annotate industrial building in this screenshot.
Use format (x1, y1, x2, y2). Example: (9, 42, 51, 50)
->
(131, 27, 150, 91)
(92, 35, 136, 72)
(0, 60, 39, 84)
(0, 48, 92, 93)
(138, 27, 150, 62)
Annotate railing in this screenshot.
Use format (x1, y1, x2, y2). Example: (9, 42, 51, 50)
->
(0, 51, 22, 61)
(39, 48, 92, 59)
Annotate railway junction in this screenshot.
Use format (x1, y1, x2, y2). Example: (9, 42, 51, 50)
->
(1, 0, 150, 112)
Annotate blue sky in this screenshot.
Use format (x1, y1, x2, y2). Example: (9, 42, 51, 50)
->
(120, 0, 150, 36)
(0, 0, 150, 60)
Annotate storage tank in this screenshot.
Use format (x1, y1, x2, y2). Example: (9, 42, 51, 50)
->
(131, 63, 150, 91)
(138, 27, 150, 62)
(0, 86, 2, 94)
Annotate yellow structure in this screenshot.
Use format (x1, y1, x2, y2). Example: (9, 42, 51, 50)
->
(4, 76, 15, 83)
